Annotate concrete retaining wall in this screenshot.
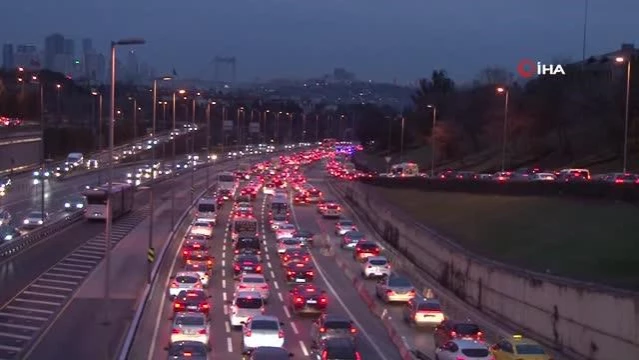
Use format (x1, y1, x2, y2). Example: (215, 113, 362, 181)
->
(343, 182, 639, 360)
(0, 136, 41, 172)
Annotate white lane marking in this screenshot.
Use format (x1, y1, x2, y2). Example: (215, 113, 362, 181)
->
(273, 281, 279, 290)
(283, 305, 291, 318)
(289, 192, 390, 360)
(299, 341, 309, 356)
(291, 321, 299, 334)
(265, 253, 270, 261)
(225, 321, 231, 333)
(221, 259, 226, 267)
(267, 261, 272, 269)
(222, 269, 226, 277)
(223, 305, 228, 315)
(278, 292, 284, 302)
(222, 279, 226, 289)
(226, 337, 233, 352)
(222, 252, 226, 259)
(270, 270, 275, 278)
(222, 244, 226, 251)
(264, 245, 268, 251)
(223, 292, 228, 302)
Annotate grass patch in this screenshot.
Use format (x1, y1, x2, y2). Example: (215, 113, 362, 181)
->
(374, 188, 639, 290)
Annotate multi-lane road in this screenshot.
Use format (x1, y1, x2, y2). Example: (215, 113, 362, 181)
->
(130, 161, 404, 359)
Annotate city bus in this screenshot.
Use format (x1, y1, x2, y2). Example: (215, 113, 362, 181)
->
(82, 182, 135, 220)
(218, 171, 238, 193)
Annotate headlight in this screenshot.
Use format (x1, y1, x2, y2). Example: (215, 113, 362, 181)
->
(65, 203, 71, 208)
(38, 220, 43, 225)
(23, 219, 29, 224)
(33, 171, 39, 176)
(33, 179, 39, 185)
(126, 173, 132, 177)
(76, 203, 84, 208)
(4, 235, 12, 240)
(44, 172, 50, 177)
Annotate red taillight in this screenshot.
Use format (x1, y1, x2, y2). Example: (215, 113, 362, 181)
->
(245, 329, 252, 337)
(409, 289, 416, 295)
(238, 284, 248, 289)
(234, 265, 240, 271)
(198, 329, 207, 334)
(355, 247, 361, 252)
(183, 250, 188, 255)
(450, 331, 457, 337)
(256, 265, 262, 272)
(294, 296, 304, 304)
(170, 281, 179, 288)
(303, 256, 309, 262)
(350, 327, 357, 334)
(287, 271, 294, 276)
(183, 352, 192, 357)
(306, 271, 314, 276)
(321, 350, 328, 360)
(477, 331, 483, 338)
(278, 329, 284, 338)
(171, 328, 181, 334)
(207, 260, 213, 266)
(319, 327, 326, 333)
(174, 302, 183, 309)
(386, 289, 393, 294)
(615, 179, 623, 183)
(319, 296, 327, 304)
(234, 249, 239, 254)
(200, 303, 210, 309)
(283, 256, 290, 262)
(355, 352, 361, 360)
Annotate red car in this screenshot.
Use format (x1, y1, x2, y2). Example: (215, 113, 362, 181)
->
(353, 241, 380, 262)
(233, 254, 263, 276)
(281, 249, 311, 267)
(185, 250, 214, 270)
(288, 284, 328, 314)
(172, 289, 211, 316)
(181, 239, 209, 262)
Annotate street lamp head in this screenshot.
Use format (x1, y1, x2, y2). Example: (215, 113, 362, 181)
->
(196, 92, 201, 96)
(211, 101, 217, 105)
(161, 76, 173, 81)
(615, 56, 625, 63)
(31, 75, 37, 81)
(17, 67, 24, 72)
(427, 104, 434, 109)
(496, 87, 506, 93)
(128, 96, 134, 101)
(178, 89, 186, 94)
(113, 38, 146, 46)
(92, 91, 99, 96)
(56, 84, 62, 89)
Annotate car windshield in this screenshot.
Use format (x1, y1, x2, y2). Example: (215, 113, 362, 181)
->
(347, 232, 364, 238)
(281, 225, 295, 230)
(175, 276, 198, 284)
(417, 302, 441, 311)
(238, 255, 258, 263)
(193, 222, 209, 227)
(454, 323, 481, 335)
(184, 264, 204, 272)
(28, 212, 43, 218)
(388, 277, 412, 287)
(168, 343, 207, 356)
(243, 277, 265, 284)
(461, 348, 490, 357)
(283, 239, 300, 245)
(251, 320, 279, 331)
(369, 259, 387, 266)
(327, 346, 356, 359)
(339, 221, 353, 226)
(236, 298, 263, 308)
(237, 238, 259, 247)
(198, 203, 215, 212)
(325, 320, 351, 329)
(515, 344, 546, 355)
(175, 316, 206, 326)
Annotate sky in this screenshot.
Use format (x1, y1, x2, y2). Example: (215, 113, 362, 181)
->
(1, 0, 639, 84)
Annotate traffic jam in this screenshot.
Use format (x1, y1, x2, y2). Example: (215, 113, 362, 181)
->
(157, 142, 555, 360)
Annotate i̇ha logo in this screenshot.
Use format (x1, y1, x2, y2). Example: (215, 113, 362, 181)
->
(517, 59, 566, 78)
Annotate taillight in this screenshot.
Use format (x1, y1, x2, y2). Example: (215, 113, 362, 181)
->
(450, 331, 457, 337)
(234, 249, 239, 254)
(319, 296, 327, 304)
(355, 352, 361, 360)
(256, 265, 262, 272)
(319, 327, 326, 333)
(321, 350, 328, 360)
(234, 265, 240, 271)
(183, 250, 188, 255)
(615, 179, 623, 183)
(367, 265, 372, 268)
(200, 303, 210, 309)
(238, 284, 248, 289)
(198, 329, 207, 334)
(245, 329, 252, 337)
(287, 271, 294, 276)
(477, 331, 483, 338)
(355, 247, 361, 252)
(306, 271, 314, 276)
(170, 281, 179, 288)
(386, 289, 393, 294)
(207, 260, 213, 266)
(174, 302, 183, 309)
(294, 296, 304, 304)
(303, 256, 309, 262)
(278, 329, 284, 338)
(409, 289, 416, 295)
(350, 327, 357, 334)
(194, 283, 202, 289)
(171, 328, 181, 334)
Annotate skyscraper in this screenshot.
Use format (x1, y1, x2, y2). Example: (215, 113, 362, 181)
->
(63, 39, 75, 56)
(14, 44, 40, 69)
(82, 38, 92, 54)
(44, 33, 65, 70)
(2, 44, 14, 69)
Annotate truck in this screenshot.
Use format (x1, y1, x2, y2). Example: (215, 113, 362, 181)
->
(231, 216, 258, 240)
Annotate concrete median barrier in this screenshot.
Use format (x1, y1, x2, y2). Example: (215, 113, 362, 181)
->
(335, 180, 639, 360)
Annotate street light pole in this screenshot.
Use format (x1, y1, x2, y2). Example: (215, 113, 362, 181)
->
(39, 81, 45, 219)
(191, 98, 196, 204)
(497, 87, 510, 172)
(400, 116, 405, 162)
(206, 101, 215, 190)
(105, 38, 145, 324)
(427, 105, 437, 177)
(315, 114, 319, 141)
(616, 57, 632, 173)
(171, 92, 177, 228)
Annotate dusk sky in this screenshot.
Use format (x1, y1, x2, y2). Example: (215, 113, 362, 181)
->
(1, 0, 638, 83)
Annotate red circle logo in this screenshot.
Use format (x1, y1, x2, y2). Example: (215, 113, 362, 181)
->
(517, 59, 536, 78)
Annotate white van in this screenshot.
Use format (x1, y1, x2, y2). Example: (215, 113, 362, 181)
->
(195, 197, 217, 225)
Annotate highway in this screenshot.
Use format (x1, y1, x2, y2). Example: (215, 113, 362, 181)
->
(130, 156, 403, 360)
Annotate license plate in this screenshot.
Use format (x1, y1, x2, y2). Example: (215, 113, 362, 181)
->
(187, 306, 197, 310)
(307, 300, 317, 304)
(244, 267, 252, 270)
(295, 278, 306, 283)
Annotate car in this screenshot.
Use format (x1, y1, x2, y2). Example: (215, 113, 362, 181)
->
(169, 272, 204, 298)
(263, 183, 275, 195)
(22, 210, 48, 228)
(281, 248, 311, 267)
(236, 273, 270, 300)
(189, 220, 213, 238)
(0, 176, 11, 192)
(172, 289, 211, 316)
(64, 195, 86, 211)
(233, 236, 262, 256)
(184, 250, 214, 270)
(341, 231, 366, 250)
(247, 346, 293, 360)
(184, 234, 209, 242)
(241, 315, 285, 354)
(335, 220, 357, 235)
(293, 191, 308, 204)
(183, 262, 210, 287)
(169, 312, 210, 346)
(284, 262, 315, 284)
(181, 239, 209, 261)
(310, 314, 357, 346)
(490, 334, 552, 360)
(165, 340, 209, 359)
(277, 238, 303, 254)
(433, 320, 485, 347)
(403, 297, 445, 327)
(361, 256, 391, 278)
(270, 214, 288, 231)
(435, 339, 492, 360)
(0, 209, 12, 226)
(292, 229, 315, 247)
(233, 254, 263, 276)
(312, 337, 361, 360)
(228, 291, 265, 327)
(353, 241, 380, 261)
(275, 224, 296, 240)
(321, 202, 341, 218)
(305, 188, 322, 203)
(288, 284, 328, 314)
(0, 225, 20, 241)
(375, 275, 416, 303)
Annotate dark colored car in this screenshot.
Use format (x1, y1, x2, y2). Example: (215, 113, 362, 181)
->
(281, 248, 311, 267)
(284, 262, 315, 284)
(313, 337, 361, 360)
(172, 290, 211, 316)
(185, 250, 214, 269)
(310, 314, 358, 346)
(288, 284, 328, 314)
(353, 241, 380, 261)
(181, 239, 209, 261)
(433, 319, 484, 347)
(165, 341, 209, 360)
(248, 346, 292, 360)
(234, 236, 261, 255)
(293, 229, 315, 246)
(233, 254, 262, 275)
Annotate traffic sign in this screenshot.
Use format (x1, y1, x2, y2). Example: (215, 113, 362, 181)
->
(147, 247, 155, 263)
(384, 156, 391, 163)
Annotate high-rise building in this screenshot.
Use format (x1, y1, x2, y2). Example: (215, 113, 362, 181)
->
(14, 44, 40, 70)
(126, 50, 139, 82)
(82, 38, 92, 54)
(64, 39, 75, 56)
(2, 44, 14, 69)
(44, 33, 65, 70)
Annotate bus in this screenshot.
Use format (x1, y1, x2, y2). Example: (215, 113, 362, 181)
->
(270, 196, 289, 218)
(82, 182, 135, 220)
(231, 215, 258, 240)
(217, 171, 238, 192)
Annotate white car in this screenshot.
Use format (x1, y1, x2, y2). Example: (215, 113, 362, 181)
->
(335, 220, 357, 235)
(434, 339, 492, 360)
(169, 312, 210, 345)
(361, 256, 391, 278)
(189, 220, 213, 238)
(270, 217, 287, 231)
(263, 184, 275, 195)
(275, 224, 296, 240)
(22, 211, 48, 228)
(169, 272, 203, 298)
(236, 273, 270, 300)
(184, 262, 210, 287)
(277, 238, 302, 254)
(228, 291, 265, 327)
(241, 315, 285, 353)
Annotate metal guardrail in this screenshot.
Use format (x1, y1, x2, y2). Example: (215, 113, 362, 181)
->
(0, 211, 84, 259)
